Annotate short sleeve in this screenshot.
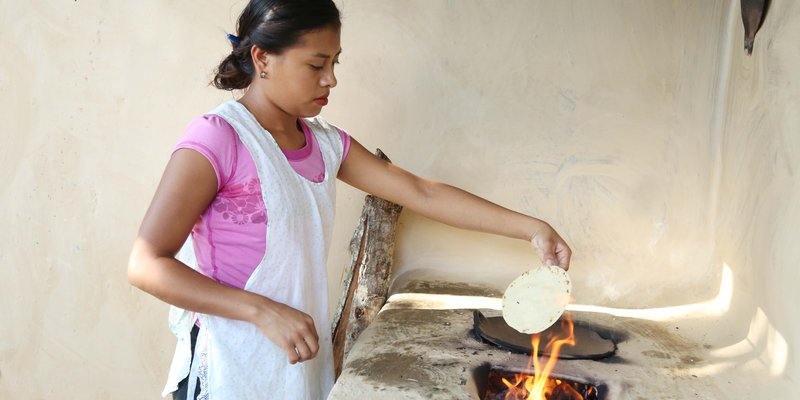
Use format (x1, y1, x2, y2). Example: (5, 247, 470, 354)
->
(173, 115, 239, 191)
(336, 127, 352, 161)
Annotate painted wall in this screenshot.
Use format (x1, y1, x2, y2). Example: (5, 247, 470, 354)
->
(0, 0, 796, 398)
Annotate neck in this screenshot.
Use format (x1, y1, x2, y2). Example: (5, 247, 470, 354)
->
(238, 90, 299, 136)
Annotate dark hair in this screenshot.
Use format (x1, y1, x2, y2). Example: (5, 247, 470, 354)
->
(212, 0, 341, 90)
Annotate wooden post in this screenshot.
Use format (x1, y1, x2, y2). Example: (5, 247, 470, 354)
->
(331, 149, 403, 379)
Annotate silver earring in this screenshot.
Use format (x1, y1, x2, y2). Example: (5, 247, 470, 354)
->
(259, 71, 267, 79)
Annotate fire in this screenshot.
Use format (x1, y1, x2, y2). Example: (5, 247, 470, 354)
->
(500, 317, 579, 400)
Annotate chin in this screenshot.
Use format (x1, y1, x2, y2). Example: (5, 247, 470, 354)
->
(298, 107, 323, 118)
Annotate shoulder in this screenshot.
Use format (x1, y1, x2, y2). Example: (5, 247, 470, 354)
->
(174, 114, 242, 190)
(303, 116, 352, 160)
(176, 115, 240, 161)
(303, 115, 350, 160)
(303, 115, 350, 143)
(303, 115, 337, 134)
(183, 114, 237, 141)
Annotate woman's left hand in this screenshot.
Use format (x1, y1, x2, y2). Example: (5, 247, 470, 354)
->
(529, 222, 572, 271)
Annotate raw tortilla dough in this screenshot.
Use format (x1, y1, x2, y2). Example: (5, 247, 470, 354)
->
(502, 265, 572, 334)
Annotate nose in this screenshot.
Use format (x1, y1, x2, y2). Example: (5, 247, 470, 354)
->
(321, 69, 337, 89)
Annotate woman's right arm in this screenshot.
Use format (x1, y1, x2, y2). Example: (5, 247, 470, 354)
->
(127, 149, 318, 364)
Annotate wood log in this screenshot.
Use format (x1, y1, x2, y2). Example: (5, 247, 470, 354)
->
(331, 149, 403, 379)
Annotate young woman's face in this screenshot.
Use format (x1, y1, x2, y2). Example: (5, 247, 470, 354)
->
(262, 26, 341, 118)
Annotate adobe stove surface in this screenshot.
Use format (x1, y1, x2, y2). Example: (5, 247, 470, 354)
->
(328, 280, 729, 400)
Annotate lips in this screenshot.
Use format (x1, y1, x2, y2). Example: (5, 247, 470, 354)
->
(314, 96, 329, 106)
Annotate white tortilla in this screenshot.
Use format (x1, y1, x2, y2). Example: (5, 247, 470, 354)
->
(502, 265, 572, 334)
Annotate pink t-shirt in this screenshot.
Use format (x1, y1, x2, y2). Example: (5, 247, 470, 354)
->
(174, 114, 351, 289)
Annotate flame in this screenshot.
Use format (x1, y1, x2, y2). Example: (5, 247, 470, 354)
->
(501, 317, 578, 400)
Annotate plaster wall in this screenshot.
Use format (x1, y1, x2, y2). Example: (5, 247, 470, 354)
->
(709, 0, 800, 385)
(331, 1, 728, 307)
(1, 2, 239, 398)
(0, 0, 796, 398)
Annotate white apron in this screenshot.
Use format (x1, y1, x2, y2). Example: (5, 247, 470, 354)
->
(162, 100, 343, 399)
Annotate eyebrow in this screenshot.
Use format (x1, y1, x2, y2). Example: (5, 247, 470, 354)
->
(311, 49, 342, 59)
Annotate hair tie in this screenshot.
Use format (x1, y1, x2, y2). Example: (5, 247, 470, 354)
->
(226, 33, 241, 46)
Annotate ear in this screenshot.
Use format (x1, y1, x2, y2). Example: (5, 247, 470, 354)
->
(250, 45, 270, 73)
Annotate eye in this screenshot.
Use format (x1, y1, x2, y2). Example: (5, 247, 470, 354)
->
(309, 65, 324, 71)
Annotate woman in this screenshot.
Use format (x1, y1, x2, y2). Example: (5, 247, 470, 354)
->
(127, 1, 571, 399)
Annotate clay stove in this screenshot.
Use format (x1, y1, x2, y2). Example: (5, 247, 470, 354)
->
(328, 277, 743, 400)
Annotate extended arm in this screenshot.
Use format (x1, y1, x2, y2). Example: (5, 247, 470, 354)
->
(337, 138, 571, 269)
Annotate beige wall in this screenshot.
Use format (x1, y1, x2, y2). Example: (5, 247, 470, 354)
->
(1, 0, 797, 398)
(711, 0, 800, 385)
(329, 1, 729, 307)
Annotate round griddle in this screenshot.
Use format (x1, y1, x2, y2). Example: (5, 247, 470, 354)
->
(472, 310, 616, 360)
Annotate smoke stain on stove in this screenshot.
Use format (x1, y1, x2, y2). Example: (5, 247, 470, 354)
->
(597, 355, 629, 364)
(382, 308, 456, 327)
(349, 352, 437, 387)
(680, 355, 704, 365)
(618, 319, 700, 354)
(610, 318, 707, 362)
(396, 279, 504, 297)
(642, 350, 672, 359)
(578, 319, 630, 344)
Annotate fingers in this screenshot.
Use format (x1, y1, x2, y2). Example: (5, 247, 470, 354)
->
(305, 332, 320, 356)
(282, 317, 320, 365)
(542, 245, 558, 267)
(555, 242, 572, 271)
(293, 336, 314, 362)
(530, 228, 572, 271)
(257, 301, 323, 365)
(532, 236, 558, 267)
(281, 335, 320, 364)
(304, 314, 320, 344)
(282, 343, 301, 364)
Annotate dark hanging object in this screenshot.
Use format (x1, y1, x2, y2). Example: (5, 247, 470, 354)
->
(741, 0, 770, 55)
